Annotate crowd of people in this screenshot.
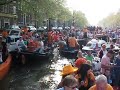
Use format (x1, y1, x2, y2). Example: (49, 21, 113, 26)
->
(56, 48, 120, 90)
(0, 26, 120, 89)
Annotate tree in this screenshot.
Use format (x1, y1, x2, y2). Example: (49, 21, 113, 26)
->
(98, 9, 120, 28)
(0, 0, 18, 5)
(73, 11, 88, 28)
(0, 0, 88, 28)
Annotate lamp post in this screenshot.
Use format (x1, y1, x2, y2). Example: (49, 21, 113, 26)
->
(72, 10, 75, 29)
(13, 1, 17, 25)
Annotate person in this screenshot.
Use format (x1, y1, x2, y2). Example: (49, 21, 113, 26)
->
(57, 64, 78, 89)
(16, 37, 27, 51)
(93, 43, 100, 53)
(2, 42, 7, 61)
(57, 75, 78, 90)
(110, 44, 114, 50)
(89, 74, 113, 90)
(53, 32, 59, 42)
(58, 37, 67, 51)
(85, 51, 94, 63)
(98, 44, 107, 59)
(0, 38, 2, 63)
(2, 30, 8, 38)
(76, 64, 95, 90)
(22, 26, 28, 34)
(48, 30, 53, 47)
(101, 50, 114, 78)
(68, 34, 79, 50)
(75, 50, 87, 68)
(0, 51, 2, 63)
(34, 38, 40, 49)
(27, 39, 36, 52)
(38, 38, 44, 53)
(113, 50, 120, 88)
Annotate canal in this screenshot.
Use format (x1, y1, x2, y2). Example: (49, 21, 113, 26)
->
(0, 48, 74, 90)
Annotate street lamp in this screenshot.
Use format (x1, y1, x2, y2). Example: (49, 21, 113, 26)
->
(13, 1, 17, 25)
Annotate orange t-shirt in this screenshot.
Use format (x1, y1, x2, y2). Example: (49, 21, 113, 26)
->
(22, 27, 28, 34)
(34, 41, 40, 48)
(2, 31, 8, 38)
(27, 41, 36, 52)
(89, 84, 113, 90)
(75, 58, 87, 68)
(48, 32, 53, 44)
(68, 37, 78, 47)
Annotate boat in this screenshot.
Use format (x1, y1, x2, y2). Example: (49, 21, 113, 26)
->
(9, 48, 53, 64)
(60, 49, 78, 59)
(0, 55, 12, 80)
(95, 34, 110, 42)
(21, 49, 53, 60)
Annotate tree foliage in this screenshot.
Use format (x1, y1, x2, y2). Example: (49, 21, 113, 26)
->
(0, 0, 88, 28)
(73, 11, 88, 28)
(98, 10, 120, 28)
(0, 0, 18, 5)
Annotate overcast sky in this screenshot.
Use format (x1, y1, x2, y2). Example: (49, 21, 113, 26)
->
(66, 0, 120, 25)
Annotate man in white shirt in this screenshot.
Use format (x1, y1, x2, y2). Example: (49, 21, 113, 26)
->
(38, 38, 44, 53)
(16, 37, 27, 51)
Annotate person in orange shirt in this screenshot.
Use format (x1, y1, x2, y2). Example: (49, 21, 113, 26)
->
(89, 74, 113, 90)
(27, 40, 36, 52)
(22, 26, 28, 34)
(76, 64, 95, 90)
(48, 31, 53, 47)
(68, 34, 79, 50)
(34, 39, 40, 49)
(2, 30, 8, 38)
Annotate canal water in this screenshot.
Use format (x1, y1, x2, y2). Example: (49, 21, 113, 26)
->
(0, 48, 75, 90)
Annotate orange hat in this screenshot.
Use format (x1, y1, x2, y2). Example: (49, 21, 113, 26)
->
(75, 58, 87, 68)
(60, 64, 78, 76)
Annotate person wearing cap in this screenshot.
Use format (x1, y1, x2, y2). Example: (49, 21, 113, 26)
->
(89, 74, 113, 90)
(76, 64, 95, 90)
(57, 75, 78, 90)
(57, 64, 78, 89)
(75, 50, 87, 68)
(98, 44, 107, 59)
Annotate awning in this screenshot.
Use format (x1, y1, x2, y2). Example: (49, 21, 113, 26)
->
(0, 13, 18, 18)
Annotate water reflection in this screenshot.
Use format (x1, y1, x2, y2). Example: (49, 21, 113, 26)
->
(1, 48, 73, 90)
(38, 57, 71, 90)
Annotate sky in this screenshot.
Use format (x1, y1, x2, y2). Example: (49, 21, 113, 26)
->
(66, 0, 120, 25)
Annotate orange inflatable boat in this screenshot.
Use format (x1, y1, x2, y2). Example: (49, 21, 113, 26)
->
(0, 55, 12, 80)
